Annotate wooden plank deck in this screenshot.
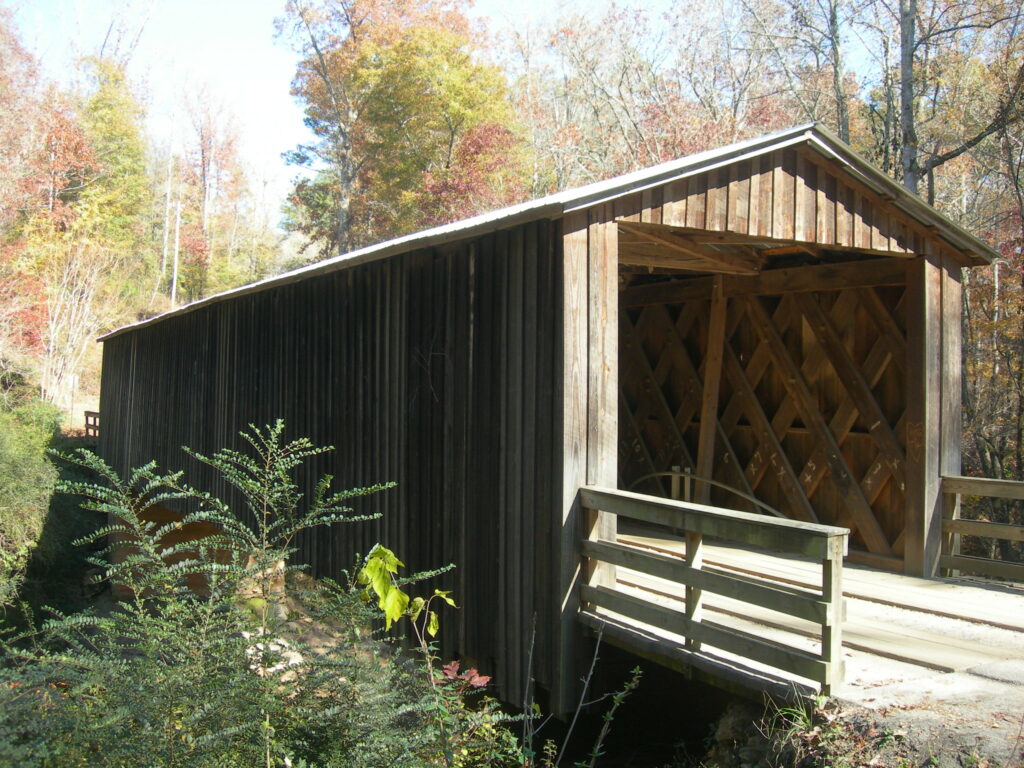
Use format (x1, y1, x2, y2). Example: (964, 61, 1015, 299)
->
(599, 529, 1024, 701)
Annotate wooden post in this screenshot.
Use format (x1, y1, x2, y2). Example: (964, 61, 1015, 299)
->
(555, 205, 618, 715)
(904, 256, 942, 577)
(695, 277, 727, 503)
(582, 501, 614, 591)
(685, 529, 703, 651)
(941, 486, 962, 577)
(587, 204, 618, 565)
(556, 211, 590, 716)
(820, 534, 845, 694)
(939, 252, 963, 576)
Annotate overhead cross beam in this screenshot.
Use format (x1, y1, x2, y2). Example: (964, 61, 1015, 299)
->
(617, 220, 764, 276)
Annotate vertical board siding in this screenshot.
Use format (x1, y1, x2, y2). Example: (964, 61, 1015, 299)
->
(653, 149, 956, 262)
(98, 220, 560, 703)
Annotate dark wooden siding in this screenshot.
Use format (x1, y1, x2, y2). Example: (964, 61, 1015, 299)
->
(99, 220, 562, 701)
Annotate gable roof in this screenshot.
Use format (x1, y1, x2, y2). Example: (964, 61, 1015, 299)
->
(101, 123, 996, 341)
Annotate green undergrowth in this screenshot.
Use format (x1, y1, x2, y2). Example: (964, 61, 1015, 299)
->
(0, 396, 62, 608)
(0, 420, 643, 767)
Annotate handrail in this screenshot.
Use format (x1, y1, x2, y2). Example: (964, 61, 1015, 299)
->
(627, 471, 786, 518)
(84, 410, 100, 439)
(578, 486, 848, 694)
(940, 475, 1024, 582)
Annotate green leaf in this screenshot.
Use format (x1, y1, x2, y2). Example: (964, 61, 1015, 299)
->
(427, 610, 439, 637)
(360, 557, 391, 602)
(410, 596, 425, 621)
(434, 588, 457, 608)
(382, 585, 409, 630)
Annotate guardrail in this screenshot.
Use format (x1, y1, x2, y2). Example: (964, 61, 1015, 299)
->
(84, 410, 100, 438)
(941, 475, 1024, 582)
(578, 486, 849, 694)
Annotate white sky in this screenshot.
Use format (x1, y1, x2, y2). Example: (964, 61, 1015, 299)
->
(6, 0, 577, 222)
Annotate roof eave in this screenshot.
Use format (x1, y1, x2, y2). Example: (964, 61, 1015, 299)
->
(100, 122, 996, 342)
(804, 124, 997, 265)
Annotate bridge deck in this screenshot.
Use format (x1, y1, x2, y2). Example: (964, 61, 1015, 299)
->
(589, 529, 1024, 709)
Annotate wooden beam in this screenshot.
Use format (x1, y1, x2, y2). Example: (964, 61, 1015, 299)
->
(794, 293, 907, 493)
(743, 296, 893, 555)
(617, 220, 763, 274)
(939, 252, 962, 572)
(646, 305, 759, 509)
(620, 312, 695, 471)
(666, 220, 922, 260)
(695, 278, 727, 503)
(620, 258, 907, 307)
(580, 540, 834, 623)
(760, 244, 823, 258)
(579, 486, 847, 557)
(941, 475, 1024, 499)
(721, 344, 820, 523)
(857, 287, 907, 373)
(904, 256, 942, 577)
(800, 335, 902, 504)
(622, 278, 716, 307)
(555, 210, 589, 715)
(724, 258, 907, 297)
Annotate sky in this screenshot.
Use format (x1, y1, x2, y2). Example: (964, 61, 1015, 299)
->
(6, 0, 569, 221)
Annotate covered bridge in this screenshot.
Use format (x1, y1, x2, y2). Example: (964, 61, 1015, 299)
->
(98, 123, 1000, 711)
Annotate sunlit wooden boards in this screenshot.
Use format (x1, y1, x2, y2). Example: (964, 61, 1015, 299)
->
(655, 148, 972, 265)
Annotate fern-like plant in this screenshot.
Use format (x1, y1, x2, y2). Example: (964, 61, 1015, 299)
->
(0, 421, 436, 768)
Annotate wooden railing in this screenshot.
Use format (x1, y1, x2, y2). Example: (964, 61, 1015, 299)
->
(84, 410, 100, 438)
(941, 475, 1024, 582)
(578, 486, 849, 694)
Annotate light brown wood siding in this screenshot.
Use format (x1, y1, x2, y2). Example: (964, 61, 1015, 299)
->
(659, 147, 963, 261)
(619, 273, 910, 569)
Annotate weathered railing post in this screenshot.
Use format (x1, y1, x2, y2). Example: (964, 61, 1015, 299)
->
(820, 534, 846, 694)
(582, 499, 616, 600)
(84, 410, 100, 438)
(940, 480, 962, 577)
(685, 528, 703, 651)
(670, 466, 703, 651)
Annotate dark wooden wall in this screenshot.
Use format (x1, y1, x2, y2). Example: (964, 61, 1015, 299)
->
(99, 220, 562, 702)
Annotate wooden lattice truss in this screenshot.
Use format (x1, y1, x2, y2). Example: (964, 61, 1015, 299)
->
(620, 281, 909, 566)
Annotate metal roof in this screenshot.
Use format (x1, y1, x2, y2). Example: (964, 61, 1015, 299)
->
(101, 123, 996, 341)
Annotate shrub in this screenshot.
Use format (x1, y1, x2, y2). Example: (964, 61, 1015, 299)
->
(0, 422, 443, 767)
(0, 420, 642, 767)
(0, 398, 61, 606)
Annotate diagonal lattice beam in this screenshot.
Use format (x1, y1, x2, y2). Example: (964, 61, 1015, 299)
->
(743, 295, 893, 555)
(645, 304, 758, 509)
(794, 292, 907, 493)
(795, 292, 907, 502)
(721, 343, 819, 522)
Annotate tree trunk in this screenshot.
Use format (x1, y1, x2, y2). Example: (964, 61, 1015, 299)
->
(899, 0, 919, 194)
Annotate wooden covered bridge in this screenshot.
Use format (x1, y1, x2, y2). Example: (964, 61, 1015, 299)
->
(98, 124, 1022, 713)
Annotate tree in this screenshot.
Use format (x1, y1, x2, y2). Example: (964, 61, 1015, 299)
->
(282, 0, 525, 255)
(503, 2, 790, 192)
(741, 0, 855, 141)
(13, 57, 154, 411)
(883, 0, 1024, 195)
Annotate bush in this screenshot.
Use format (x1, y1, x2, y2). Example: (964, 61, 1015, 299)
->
(0, 399, 61, 606)
(0, 422, 469, 767)
(0, 421, 641, 767)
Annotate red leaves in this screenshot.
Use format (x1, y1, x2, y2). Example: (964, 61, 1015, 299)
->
(0, 248, 46, 354)
(439, 660, 491, 691)
(420, 123, 527, 227)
